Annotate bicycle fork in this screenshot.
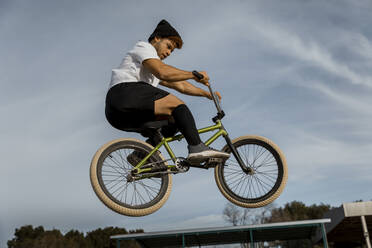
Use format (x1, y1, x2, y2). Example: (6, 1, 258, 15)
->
(224, 135, 253, 174)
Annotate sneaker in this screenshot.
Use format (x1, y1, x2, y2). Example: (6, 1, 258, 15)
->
(187, 143, 230, 164)
(127, 151, 146, 167)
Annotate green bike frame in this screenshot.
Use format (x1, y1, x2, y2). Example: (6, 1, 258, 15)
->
(130, 80, 250, 176)
(132, 120, 228, 174)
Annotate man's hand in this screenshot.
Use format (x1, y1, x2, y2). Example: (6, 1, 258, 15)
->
(194, 71, 210, 86)
(205, 91, 222, 101)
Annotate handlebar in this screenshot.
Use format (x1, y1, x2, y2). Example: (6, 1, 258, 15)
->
(192, 70, 204, 81)
(192, 70, 225, 122)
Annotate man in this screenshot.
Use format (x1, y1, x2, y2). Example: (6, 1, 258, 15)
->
(105, 19, 229, 164)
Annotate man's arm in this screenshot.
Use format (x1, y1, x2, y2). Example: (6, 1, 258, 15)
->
(160, 80, 221, 100)
(143, 58, 209, 84)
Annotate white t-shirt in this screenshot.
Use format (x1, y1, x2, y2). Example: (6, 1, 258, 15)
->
(109, 41, 160, 88)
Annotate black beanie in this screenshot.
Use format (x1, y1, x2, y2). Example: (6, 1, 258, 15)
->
(148, 19, 183, 48)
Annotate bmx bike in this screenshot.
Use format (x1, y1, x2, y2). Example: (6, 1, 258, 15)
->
(90, 78, 287, 217)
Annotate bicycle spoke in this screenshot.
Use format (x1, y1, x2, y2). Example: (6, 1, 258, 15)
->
(219, 138, 284, 202)
(97, 143, 169, 209)
(229, 174, 246, 191)
(257, 168, 278, 176)
(131, 182, 136, 205)
(139, 181, 159, 192)
(251, 175, 258, 198)
(119, 182, 130, 202)
(241, 175, 250, 198)
(252, 146, 266, 169)
(135, 186, 147, 205)
(110, 181, 127, 196)
(107, 154, 126, 171)
(247, 176, 253, 198)
(102, 171, 125, 177)
(115, 182, 129, 201)
(224, 170, 244, 179)
(226, 171, 246, 186)
(224, 167, 244, 174)
(255, 175, 273, 191)
(113, 150, 127, 169)
(253, 175, 269, 194)
(117, 149, 128, 168)
(149, 178, 162, 186)
(237, 176, 248, 196)
(138, 181, 159, 198)
(225, 159, 241, 166)
(256, 152, 273, 168)
(102, 162, 126, 173)
(139, 182, 156, 200)
(103, 161, 126, 175)
(224, 165, 242, 172)
(241, 146, 251, 167)
(256, 172, 277, 184)
(103, 175, 125, 185)
(140, 183, 160, 193)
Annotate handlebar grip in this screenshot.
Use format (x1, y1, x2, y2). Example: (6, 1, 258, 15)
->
(192, 70, 204, 80)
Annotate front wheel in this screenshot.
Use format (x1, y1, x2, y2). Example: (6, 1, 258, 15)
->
(215, 135, 287, 208)
(90, 138, 172, 216)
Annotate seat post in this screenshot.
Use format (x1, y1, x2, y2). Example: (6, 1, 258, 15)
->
(138, 120, 169, 146)
(152, 129, 164, 146)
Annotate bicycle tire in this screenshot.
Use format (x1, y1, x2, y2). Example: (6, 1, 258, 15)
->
(215, 135, 287, 208)
(90, 138, 172, 216)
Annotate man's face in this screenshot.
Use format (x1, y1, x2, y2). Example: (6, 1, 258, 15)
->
(152, 37, 175, 60)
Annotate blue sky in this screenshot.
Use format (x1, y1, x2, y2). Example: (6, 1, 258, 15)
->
(1, 0, 372, 245)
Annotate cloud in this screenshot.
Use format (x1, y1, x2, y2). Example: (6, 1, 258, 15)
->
(284, 128, 372, 180)
(2, 0, 372, 246)
(238, 16, 372, 88)
(145, 214, 226, 231)
(351, 33, 372, 61)
(172, 214, 226, 229)
(300, 81, 372, 115)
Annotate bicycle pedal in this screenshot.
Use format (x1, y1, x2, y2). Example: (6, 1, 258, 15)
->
(208, 157, 224, 163)
(204, 158, 225, 168)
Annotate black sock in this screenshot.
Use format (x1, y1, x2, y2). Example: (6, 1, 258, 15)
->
(171, 104, 201, 146)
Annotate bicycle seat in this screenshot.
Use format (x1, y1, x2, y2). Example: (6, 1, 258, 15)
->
(142, 120, 169, 130)
(122, 120, 169, 133)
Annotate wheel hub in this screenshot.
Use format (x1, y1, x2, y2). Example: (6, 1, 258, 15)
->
(246, 167, 255, 175)
(126, 174, 134, 182)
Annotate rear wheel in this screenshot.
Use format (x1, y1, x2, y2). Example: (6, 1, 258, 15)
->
(215, 135, 287, 208)
(90, 138, 172, 216)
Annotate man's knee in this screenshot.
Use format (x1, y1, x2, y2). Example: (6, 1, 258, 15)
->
(155, 94, 184, 115)
(165, 95, 184, 115)
(167, 94, 184, 106)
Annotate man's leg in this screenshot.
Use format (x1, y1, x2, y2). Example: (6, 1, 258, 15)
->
(154, 94, 229, 163)
(155, 94, 201, 145)
(154, 94, 183, 115)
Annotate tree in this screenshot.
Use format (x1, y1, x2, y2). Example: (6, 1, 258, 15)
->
(8, 225, 45, 248)
(223, 202, 276, 226)
(267, 201, 333, 248)
(8, 225, 143, 248)
(64, 230, 89, 248)
(86, 226, 142, 248)
(268, 201, 332, 223)
(223, 202, 276, 248)
(222, 201, 335, 248)
(223, 202, 241, 226)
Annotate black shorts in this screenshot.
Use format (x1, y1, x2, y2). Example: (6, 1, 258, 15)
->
(105, 82, 170, 131)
